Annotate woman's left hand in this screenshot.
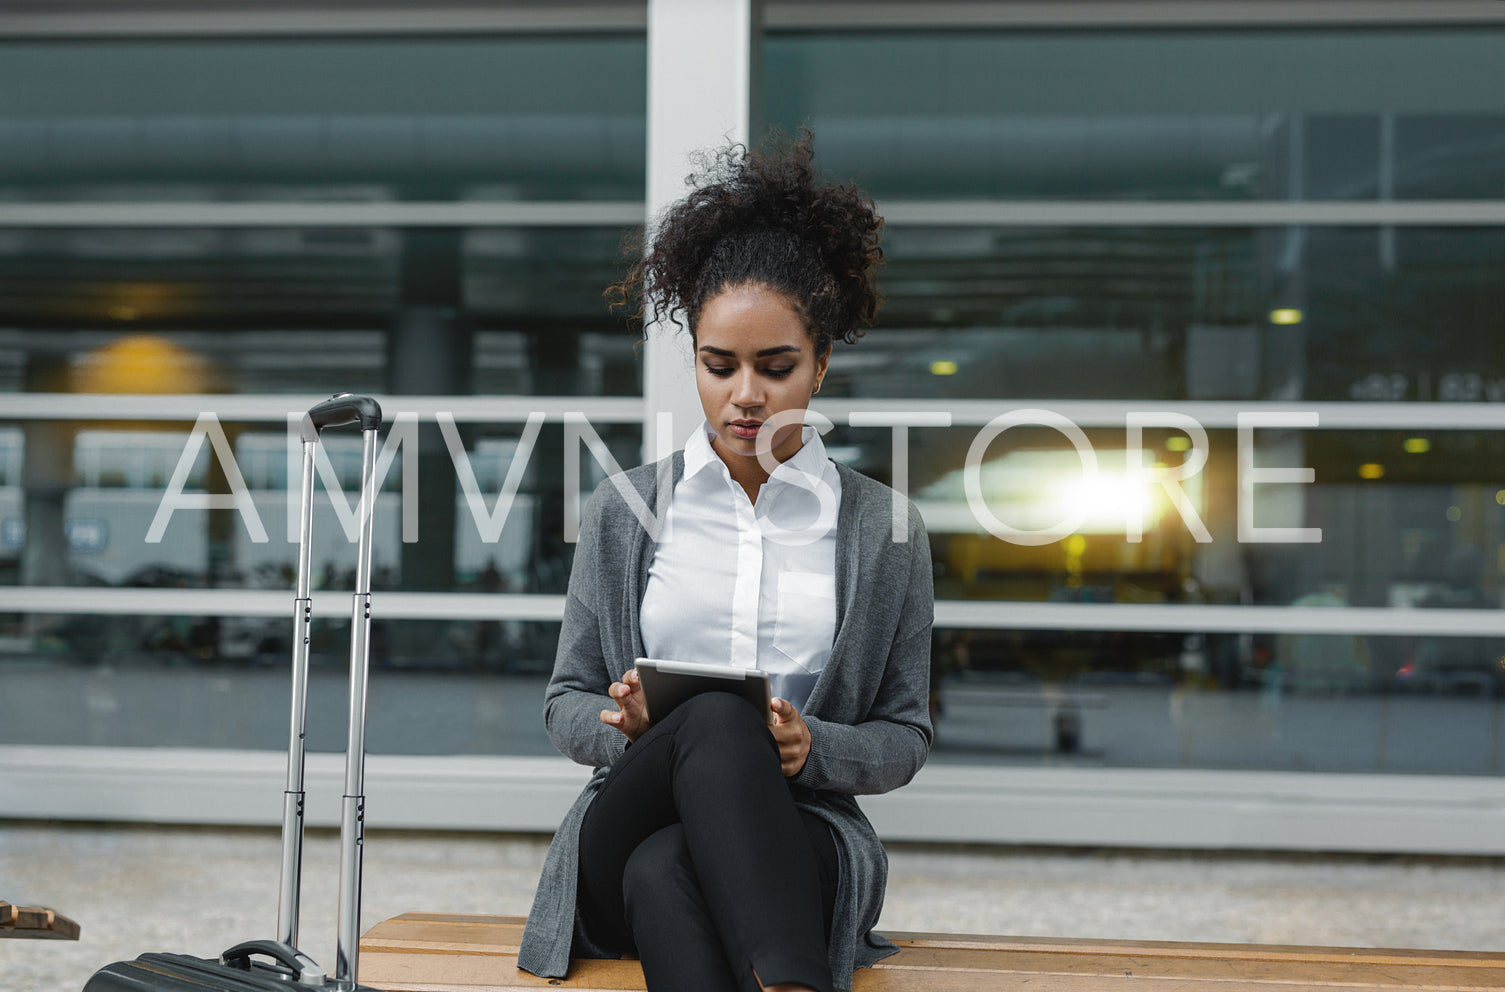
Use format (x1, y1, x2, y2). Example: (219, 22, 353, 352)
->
(769, 697, 811, 777)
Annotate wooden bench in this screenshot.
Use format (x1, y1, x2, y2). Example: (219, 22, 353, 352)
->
(0, 900, 80, 940)
(359, 913, 1505, 991)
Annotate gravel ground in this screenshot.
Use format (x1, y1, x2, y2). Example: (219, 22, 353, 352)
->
(7, 822, 1505, 992)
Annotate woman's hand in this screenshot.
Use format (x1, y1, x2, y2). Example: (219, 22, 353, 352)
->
(600, 668, 650, 743)
(769, 697, 811, 777)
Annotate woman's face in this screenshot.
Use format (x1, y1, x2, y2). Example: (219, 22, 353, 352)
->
(694, 283, 828, 467)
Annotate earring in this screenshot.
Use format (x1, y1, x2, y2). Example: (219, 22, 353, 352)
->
(813, 380, 823, 395)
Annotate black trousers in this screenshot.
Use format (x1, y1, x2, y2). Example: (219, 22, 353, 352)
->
(576, 692, 839, 992)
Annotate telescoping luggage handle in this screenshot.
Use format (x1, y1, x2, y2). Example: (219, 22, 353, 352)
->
(279, 393, 383, 991)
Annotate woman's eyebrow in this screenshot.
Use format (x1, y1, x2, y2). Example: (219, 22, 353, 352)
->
(697, 345, 801, 357)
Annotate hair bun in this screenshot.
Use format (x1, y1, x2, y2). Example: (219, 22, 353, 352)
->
(610, 128, 884, 353)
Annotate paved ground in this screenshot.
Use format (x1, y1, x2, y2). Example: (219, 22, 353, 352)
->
(7, 822, 1505, 992)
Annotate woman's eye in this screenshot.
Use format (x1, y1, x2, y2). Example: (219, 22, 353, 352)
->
(705, 366, 734, 377)
(764, 367, 795, 378)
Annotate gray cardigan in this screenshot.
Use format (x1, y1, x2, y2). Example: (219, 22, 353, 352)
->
(517, 453, 934, 990)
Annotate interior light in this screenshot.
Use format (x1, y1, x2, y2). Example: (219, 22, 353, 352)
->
(1496, 490, 1505, 506)
(72, 335, 211, 394)
(1447, 506, 1463, 522)
(1061, 471, 1155, 530)
(1403, 437, 1430, 454)
(930, 360, 959, 376)
(1269, 308, 1304, 325)
(1358, 463, 1384, 480)
(1165, 436, 1191, 453)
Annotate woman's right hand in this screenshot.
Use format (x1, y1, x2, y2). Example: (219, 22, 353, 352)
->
(600, 668, 649, 742)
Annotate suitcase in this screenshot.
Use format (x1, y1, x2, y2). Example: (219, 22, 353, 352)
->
(85, 394, 386, 992)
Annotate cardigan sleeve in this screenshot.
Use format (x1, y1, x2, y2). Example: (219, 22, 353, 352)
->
(541, 485, 630, 770)
(793, 501, 934, 795)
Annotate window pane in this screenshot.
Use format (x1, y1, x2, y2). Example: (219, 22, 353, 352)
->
(3, 420, 642, 592)
(0, 36, 646, 202)
(826, 226, 1505, 402)
(762, 30, 1505, 200)
(934, 630, 1505, 774)
(0, 226, 639, 396)
(0, 616, 560, 755)
(824, 424, 1505, 611)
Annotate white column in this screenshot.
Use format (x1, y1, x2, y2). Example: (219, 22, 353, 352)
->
(642, 0, 758, 462)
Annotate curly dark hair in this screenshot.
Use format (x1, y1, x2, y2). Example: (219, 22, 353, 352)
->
(610, 130, 883, 356)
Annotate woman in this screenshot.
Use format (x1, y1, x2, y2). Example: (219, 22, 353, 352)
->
(518, 133, 934, 992)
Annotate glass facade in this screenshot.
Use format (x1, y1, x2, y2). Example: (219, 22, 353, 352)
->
(0, 36, 647, 202)
(3, 9, 1505, 839)
(760, 30, 1505, 201)
(763, 26, 1505, 774)
(826, 226, 1505, 403)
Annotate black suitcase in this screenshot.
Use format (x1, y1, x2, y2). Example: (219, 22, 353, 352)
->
(85, 395, 386, 992)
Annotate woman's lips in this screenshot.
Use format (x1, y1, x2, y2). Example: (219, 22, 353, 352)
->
(729, 420, 762, 439)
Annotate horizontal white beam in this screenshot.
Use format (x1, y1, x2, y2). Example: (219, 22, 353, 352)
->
(765, 1, 1505, 30)
(0, 201, 644, 228)
(867, 763, 1505, 854)
(6, 0, 1502, 37)
(0, 587, 566, 622)
(3, 587, 1499, 638)
(0, 746, 591, 833)
(6, 395, 1505, 431)
(818, 399, 1505, 431)
(4, 200, 1503, 229)
(0, 393, 644, 423)
(933, 602, 1505, 638)
(878, 200, 1505, 227)
(9, 745, 1505, 854)
(0, 3, 649, 38)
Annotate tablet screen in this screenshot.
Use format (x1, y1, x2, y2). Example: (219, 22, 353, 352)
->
(634, 658, 774, 725)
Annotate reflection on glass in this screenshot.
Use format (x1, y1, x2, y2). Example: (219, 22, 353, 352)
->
(762, 30, 1505, 201)
(0, 36, 645, 202)
(0, 616, 561, 756)
(0, 226, 639, 396)
(824, 425, 1505, 613)
(933, 631, 1505, 774)
(822, 226, 1505, 402)
(2, 421, 642, 593)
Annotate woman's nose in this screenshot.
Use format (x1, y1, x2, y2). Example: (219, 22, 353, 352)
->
(731, 369, 762, 408)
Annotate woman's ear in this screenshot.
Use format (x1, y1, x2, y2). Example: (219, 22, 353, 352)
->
(814, 347, 831, 390)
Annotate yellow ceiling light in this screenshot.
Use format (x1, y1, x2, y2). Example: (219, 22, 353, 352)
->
(1358, 463, 1385, 480)
(72, 335, 211, 394)
(1403, 437, 1430, 454)
(930, 360, 959, 376)
(1269, 308, 1304, 325)
(1165, 435, 1191, 453)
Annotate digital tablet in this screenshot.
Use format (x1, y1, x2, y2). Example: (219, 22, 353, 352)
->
(634, 658, 774, 725)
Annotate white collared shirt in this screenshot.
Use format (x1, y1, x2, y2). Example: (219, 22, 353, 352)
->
(638, 422, 842, 712)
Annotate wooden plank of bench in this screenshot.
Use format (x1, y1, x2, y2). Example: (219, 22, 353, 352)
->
(0, 901, 81, 940)
(359, 913, 1505, 992)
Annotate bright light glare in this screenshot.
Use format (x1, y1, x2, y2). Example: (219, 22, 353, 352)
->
(1403, 437, 1430, 454)
(1165, 435, 1191, 453)
(1359, 463, 1385, 479)
(1269, 308, 1304, 325)
(930, 360, 959, 376)
(1061, 471, 1156, 531)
